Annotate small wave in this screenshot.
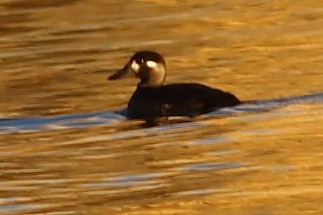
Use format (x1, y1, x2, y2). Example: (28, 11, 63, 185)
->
(0, 92, 322, 134)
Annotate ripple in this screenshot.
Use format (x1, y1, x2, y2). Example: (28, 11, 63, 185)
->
(83, 172, 174, 188)
(0, 111, 124, 134)
(0, 203, 47, 213)
(187, 136, 234, 145)
(177, 162, 244, 171)
(173, 188, 228, 197)
(2, 0, 80, 9)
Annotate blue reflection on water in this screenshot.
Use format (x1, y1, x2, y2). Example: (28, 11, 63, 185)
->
(0, 110, 125, 133)
(0, 92, 322, 134)
(177, 162, 244, 171)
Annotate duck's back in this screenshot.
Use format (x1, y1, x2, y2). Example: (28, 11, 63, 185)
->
(127, 83, 240, 119)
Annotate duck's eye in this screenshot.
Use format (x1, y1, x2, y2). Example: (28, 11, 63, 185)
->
(130, 61, 140, 72)
(146, 60, 158, 68)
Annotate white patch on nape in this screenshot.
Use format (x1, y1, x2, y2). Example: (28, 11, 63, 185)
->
(130, 61, 140, 72)
(146, 60, 158, 68)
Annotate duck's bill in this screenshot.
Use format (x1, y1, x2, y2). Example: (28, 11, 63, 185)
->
(107, 64, 130, 80)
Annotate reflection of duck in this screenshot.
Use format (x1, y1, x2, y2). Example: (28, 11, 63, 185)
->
(108, 51, 240, 125)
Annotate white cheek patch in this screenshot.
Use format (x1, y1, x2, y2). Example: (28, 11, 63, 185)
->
(146, 60, 158, 68)
(130, 61, 140, 72)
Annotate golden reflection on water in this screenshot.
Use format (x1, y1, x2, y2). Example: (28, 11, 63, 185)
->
(0, 0, 323, 214)
(1, 104, 323, 214)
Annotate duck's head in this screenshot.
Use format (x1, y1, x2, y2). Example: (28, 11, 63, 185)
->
(108, 51, 167, 86)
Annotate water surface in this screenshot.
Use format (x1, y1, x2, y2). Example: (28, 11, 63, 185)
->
(1, 0, 323, 214)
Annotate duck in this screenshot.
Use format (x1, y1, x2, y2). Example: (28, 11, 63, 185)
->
(108, 51, 240, 126)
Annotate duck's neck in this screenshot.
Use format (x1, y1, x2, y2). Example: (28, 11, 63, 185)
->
(138, 74, 166, 87)
(138, 81, 164, 88)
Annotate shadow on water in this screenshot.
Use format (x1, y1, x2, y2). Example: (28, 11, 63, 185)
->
(1, 0, 81, 9)
(1, 92, 322, 134)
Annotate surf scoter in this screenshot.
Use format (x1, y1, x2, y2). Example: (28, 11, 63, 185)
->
(108, 51, 240, 125)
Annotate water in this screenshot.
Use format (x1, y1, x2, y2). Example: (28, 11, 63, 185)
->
(1, 0, 323, 214)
